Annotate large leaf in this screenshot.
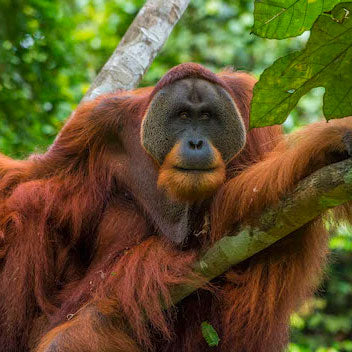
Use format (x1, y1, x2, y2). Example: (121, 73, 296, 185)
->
(251, 3, 352, 128)
(252, 0, 351, 39)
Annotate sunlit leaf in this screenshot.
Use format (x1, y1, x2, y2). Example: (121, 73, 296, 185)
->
(252, 0, 352, 39)
(251, 3, 352, 128)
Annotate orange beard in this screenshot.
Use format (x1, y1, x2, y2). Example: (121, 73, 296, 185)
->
(157, 142, 226, 203)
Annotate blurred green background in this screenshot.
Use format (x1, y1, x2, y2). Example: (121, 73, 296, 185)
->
(0, 0, 351, 350)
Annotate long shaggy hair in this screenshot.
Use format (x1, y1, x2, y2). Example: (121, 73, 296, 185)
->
(1, 63, 350, 352)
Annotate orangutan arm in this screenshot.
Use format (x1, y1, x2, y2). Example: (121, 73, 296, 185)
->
(211, 116, 352, 238)
(204, 117, 352, 352)
(35, 236, 198, 352)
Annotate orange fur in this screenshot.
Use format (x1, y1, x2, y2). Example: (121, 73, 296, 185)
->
(158, 142, 226, 202)
(35, 312, 141, 352)
(0, 63, 351, 352)
(212, 117, 352, 238)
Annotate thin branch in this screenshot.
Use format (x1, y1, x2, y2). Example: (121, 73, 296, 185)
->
(172, 158, 352, 303)
(83, 0, 190, 101)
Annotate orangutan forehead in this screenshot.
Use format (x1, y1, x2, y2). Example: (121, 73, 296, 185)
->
(155, 78, 234, 106)
(149, 63, 230, 101)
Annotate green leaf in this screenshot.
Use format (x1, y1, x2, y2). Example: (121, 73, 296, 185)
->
(201, 321, 220, 347)
(251, 3, 352, 128)
(252, 0, 352, 39)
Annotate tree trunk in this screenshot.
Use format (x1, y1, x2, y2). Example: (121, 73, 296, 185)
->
(83, 0, 190, 101)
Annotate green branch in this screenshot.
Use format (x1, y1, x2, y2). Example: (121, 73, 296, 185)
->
(172, 158, 352, 303)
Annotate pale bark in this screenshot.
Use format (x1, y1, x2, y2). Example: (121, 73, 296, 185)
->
(82, 0, 190, 101)
(172, 158, 352, 303)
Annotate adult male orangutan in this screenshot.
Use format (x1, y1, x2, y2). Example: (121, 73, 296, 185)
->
(1, 63, 351, 351)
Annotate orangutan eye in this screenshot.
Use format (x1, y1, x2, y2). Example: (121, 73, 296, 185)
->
(179, 112, 189, 119)
(200, 112, 210, 120)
